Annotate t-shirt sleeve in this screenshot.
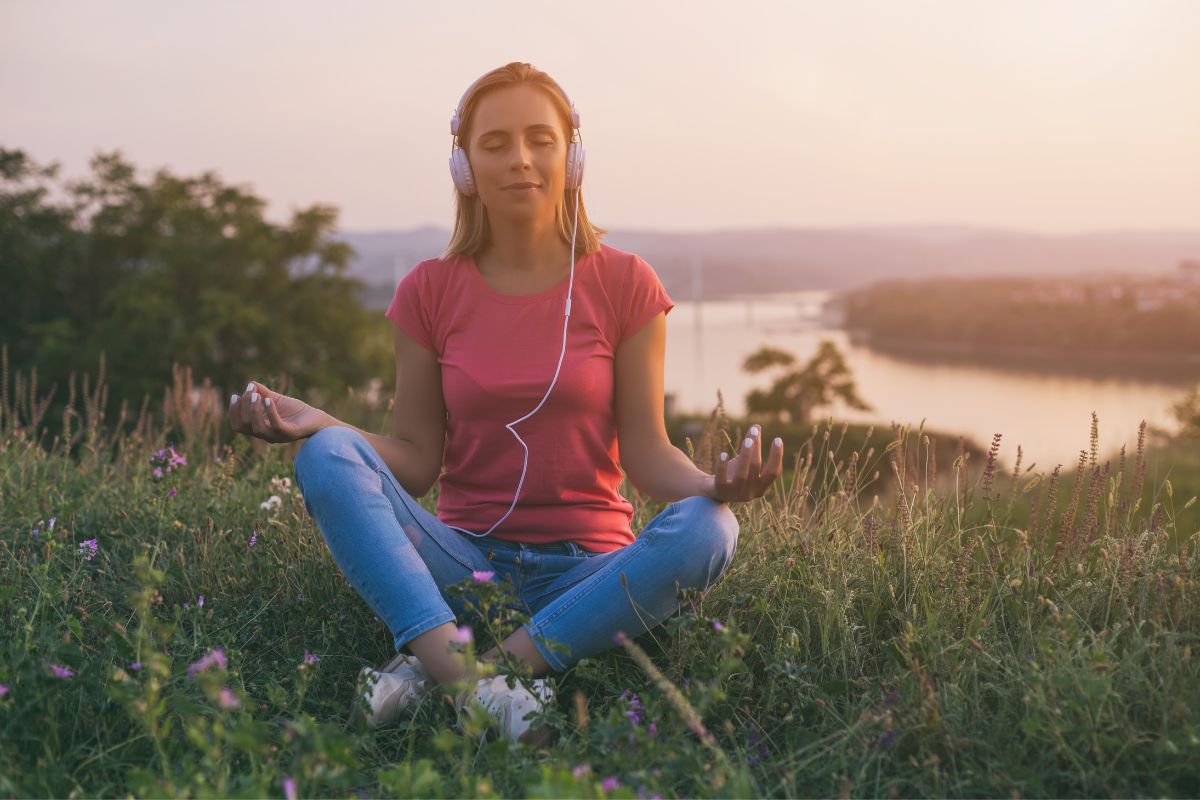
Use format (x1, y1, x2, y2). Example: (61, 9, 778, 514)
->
(384, 261, 436, 352)
(618, 254, 675, 345)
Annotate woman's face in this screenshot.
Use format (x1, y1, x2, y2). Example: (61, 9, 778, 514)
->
(466, 83, 568, 224)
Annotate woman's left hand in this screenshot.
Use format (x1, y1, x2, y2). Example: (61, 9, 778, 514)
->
(711, 423, 784, 503)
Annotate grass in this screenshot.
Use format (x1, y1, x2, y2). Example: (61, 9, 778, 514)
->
(2, 363, 1200, 798)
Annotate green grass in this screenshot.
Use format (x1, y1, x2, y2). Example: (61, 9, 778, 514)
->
(3, 373, 1200, 798)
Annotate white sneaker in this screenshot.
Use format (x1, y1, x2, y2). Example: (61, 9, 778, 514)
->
(456, 674, 556, 746)
(355, 651, 435, 729)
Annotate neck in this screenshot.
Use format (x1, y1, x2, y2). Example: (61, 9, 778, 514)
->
(480, 213, 574, 274)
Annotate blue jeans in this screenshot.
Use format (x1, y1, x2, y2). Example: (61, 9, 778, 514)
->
(291, 426, 740, 672)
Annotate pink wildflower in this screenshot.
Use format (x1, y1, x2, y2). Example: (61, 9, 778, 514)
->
(0, 683, 9, 696)
(46, 662, 75, 679)
(218, 687, 241, 710)
(572, 764, 592, 778)
(711, 619, 724, 632)
(248, 530, 258, 547)
(601, 776, 620, 792)
(283, 777, 297, 800)
(167, 487, 178, 498)
(197, 595, 205, 608)
(187, 646, 228, 679)
(153, 466, 164, 479)
(77, 539, 98, 560)
(453, 625, 473, 644)
(472, 570, 495, 583)
(304, 651, 320, 664)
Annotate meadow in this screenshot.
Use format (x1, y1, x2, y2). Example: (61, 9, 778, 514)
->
(3, 359, 1200, 798)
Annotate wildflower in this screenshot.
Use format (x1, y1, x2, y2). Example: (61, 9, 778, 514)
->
(183, 603, 190, 610)
(46, 662, 75, 679)
(49, 516, 56, 529)
(219, 687, 241, 709)
(153, 467, 164, 479)
(129, 662, 142, 671)
(31, 524, 39, 539)
(77, 539, 98, 561)
(0, 684, 9, 696)
(248, 529, 258, 547)
(197, 595, 205, 607)
(283, 777, 297, 800)
(260, 495, 282, 511)
(187, 646, 228, 679)
(453, 625, 473, 644)
(167, 487, 178, 498)
(711, 619, 724, 632)
(471, 570, 495, 583)
(877, 729, 898, 750)
(601, 776, 620, 792)
(167, 446, 187, 468)
(270, 476, 292, 494)
(304, 651, 320, 664)
(572, 764, 592, 778)
(647, 722, 657, 737)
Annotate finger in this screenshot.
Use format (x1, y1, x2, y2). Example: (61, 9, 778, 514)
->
(716, 451, 729, 491)
(228, 393, 244, 432)
(737, 434, 753, 483)
(758, 436, 785, 493)
(263, 393, 283, 434)
(748, 424, 763, 475)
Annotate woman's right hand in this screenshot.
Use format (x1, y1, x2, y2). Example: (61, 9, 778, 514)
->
(229, 380, 328, 444)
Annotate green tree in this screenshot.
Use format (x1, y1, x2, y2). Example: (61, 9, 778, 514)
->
(741, 339, 873, 425)
(0, 147, 391, 444)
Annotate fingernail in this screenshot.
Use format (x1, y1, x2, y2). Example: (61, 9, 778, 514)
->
(246, 382, 254, 392)
(230, 394, 238, 405)
(264, 397, 271, 408)
(751, 425, 759, 436)
(720, 453, 728, 462)
(744, 437, 753, 448)
(251, 392, 259, 404)
(774, 437, 782, 446)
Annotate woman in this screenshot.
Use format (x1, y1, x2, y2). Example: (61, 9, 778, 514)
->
(228, 62, 784, 746)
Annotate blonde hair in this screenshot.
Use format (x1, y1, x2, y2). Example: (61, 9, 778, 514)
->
(442, 62, 606, 260)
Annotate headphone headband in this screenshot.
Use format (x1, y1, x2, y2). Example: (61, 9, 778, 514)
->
(450, 73, 580, 137)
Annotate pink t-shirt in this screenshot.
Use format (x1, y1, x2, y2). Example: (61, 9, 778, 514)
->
(384, 243, 675, 553)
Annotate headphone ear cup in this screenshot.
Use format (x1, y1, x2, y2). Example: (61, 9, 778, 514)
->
(449, 147, 476, 196)
(565, 142, 586, 192)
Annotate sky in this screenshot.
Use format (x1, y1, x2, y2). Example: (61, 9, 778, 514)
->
(3, 0, 1199, 235)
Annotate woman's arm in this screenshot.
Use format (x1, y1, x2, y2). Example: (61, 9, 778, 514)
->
(314, 411, 442, 498)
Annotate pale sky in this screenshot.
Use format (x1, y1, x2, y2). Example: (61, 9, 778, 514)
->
(3, 0, 1198, 234)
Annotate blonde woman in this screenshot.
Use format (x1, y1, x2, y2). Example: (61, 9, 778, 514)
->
(228, 61, 784, 746)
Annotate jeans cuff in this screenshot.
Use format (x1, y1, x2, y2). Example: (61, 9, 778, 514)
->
(522, 620, 569, 673)
(393, 611, 457, 652)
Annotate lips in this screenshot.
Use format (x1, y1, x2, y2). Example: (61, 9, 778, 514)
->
(503, 182, 540, 190)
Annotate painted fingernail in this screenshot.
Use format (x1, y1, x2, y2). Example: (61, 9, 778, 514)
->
(230, 394, 238, 405)
(251, 392, 259, 404)
(774, 437, 782, 446)
(751, 425, 759, 436)
(246, 382, 254, 393)
(264, 397, 272, 408)
(720, 453, 728, 462)
(744, 437, 753, 448)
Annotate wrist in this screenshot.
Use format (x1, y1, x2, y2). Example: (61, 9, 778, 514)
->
(698, 472, 718, 500)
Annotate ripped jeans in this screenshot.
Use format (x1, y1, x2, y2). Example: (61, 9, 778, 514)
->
(292, 426, 740, 672)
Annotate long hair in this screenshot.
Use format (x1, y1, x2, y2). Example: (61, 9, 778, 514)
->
(441, 62, 606, 260)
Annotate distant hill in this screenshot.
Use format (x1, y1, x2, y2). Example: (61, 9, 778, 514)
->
(336, 225, 1200, 310)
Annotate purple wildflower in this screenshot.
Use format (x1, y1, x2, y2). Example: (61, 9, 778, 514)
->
(218, 687, 241, 709)
(187, 646, 228, 679)
(49, 516, 56, 529)
(77, 539, 98, 560)
(647, 722, 657, 737)
(283, 777, 297, 800)
(167, 487, 178, 498)
(197, 595, 205, 608)
(471, 570, 495, 583)
(0, 683, 9, 696)
(304, 651, 320, 664)
(877, 729, 898, 750)
(153, 466, 164, 479)
(183, 603, 190, 610)
(168, 447, 187, 468)
(129, 662, 142, 671)
(601, 776, 620, 792)
(248, 530, 258, 548)
(46, 662, 75, 679)
(32, 525, 39, 539)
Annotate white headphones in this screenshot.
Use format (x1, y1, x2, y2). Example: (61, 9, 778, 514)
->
(448, 74, 586, 196)
(445, 70, 586, 540)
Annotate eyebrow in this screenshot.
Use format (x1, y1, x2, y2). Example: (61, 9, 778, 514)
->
(477, 124, 558, 139)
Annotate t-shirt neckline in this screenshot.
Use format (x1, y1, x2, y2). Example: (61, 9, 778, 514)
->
(464, 250, 590, 304)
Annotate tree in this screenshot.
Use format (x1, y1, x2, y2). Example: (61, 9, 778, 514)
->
(0, 147, 392, 443)
(741, 339, 873, 425)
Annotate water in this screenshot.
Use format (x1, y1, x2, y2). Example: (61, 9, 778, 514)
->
(664, 291, 1191, 471)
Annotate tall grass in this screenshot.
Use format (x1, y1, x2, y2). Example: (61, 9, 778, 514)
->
(2, 353, 1199, 798)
